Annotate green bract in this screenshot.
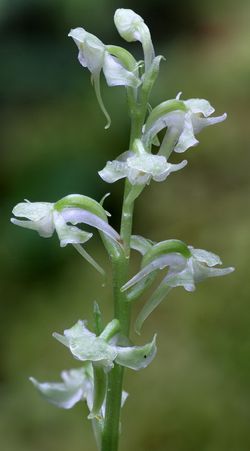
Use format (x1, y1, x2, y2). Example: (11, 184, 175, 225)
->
(53, 319, 157, 371)
(99, 139, 187, 185)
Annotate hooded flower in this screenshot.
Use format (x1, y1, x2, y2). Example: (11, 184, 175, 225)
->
(122, 241, 234, 332)
(11, 195, 120, 274)
(99, 139, 187, 185)
(114, 8, 155, 71)
(68, 27, 141, 128)
(142, 95, 227, 154)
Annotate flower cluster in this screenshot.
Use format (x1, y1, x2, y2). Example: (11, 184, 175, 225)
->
(31, 318, 156, 420)
(10, 8, 234, 446)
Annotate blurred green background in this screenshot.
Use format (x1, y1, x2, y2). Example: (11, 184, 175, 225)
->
(1, 0, 250, 450)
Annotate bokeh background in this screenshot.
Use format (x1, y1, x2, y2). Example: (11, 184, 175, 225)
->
(1, 0, 250, 450)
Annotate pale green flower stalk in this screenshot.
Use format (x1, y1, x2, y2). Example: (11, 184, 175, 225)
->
(11, 8, 234, 451)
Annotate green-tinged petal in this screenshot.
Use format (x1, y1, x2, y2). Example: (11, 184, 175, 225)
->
(12, 201, 53, 221)
(98, 159, 128, 183)
(130, 235, 154, 255)
(103, 53, 141, 88)
(190, 247, 222, 266)
(192, 261, 235, 284)
(115, 335, 157, 370)
(184, 98, 215, 116)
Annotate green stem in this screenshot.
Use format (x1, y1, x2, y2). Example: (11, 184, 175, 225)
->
(101, 80, 150, 451)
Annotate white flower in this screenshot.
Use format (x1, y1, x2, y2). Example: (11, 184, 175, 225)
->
(99, 139, 187, 185)
(11, 195, 120, 274)
(114, 8, 154, 71)
(68, 27, 140, 128)
(30, 366, 93, 410)
(30, 364, 128, 419)
(122, 241, 234, 332)
(143, 95, 227, 153)
(53, 319, 157, 372)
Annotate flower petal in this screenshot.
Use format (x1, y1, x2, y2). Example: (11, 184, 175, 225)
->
(115, 334, 157, 370)
(103, 53, 141, 88)
(98, 160, 128, 183)
(30, 367, 92, 409)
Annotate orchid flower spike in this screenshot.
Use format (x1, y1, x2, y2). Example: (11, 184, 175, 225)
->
(68, 27, 141, 129)
(53, 319, 157, 372)
(11, 194, 121, 275)
(142, 95, 227, 155)
(99, 139, 187, 185)
(122, 240, 234, 333)
(114, 8, 155, 71)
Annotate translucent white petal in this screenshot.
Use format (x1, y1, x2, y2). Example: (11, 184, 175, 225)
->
(12, 201, 53, 221)
(192, 261, 235, 283)
(192, 113, 227, 134)
(11, 201, 54, 238)
(103, 53, 141, 88)
(184, 98, 215, 117)
(115, 334, 157, 370)
(190, 247, 222, 266)
(68, 28, 105, 73)
(53, 320, 117, 369)
(98, 160, 128, 183)
(30, 366, 92, 410)
(174, 112, 199, 153)
(153, 160, 187, 181)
